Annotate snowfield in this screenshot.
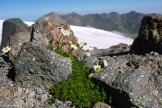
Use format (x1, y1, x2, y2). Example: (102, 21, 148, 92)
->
(0, 20, 133, 49)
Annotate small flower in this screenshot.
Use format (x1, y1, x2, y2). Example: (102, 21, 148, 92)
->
(78, 42, 84, 48)
(93, 64, 101, 72)
(78, 41, 87, 48)
(71, 44, 78, 50)
(85, 52, 91, 57)
(2, 46, 11, 53)
(83, 41, 87, 45)
(88, 46, 94, 51)
(103, 60, 108, 67)
(61, 29, 71, 36)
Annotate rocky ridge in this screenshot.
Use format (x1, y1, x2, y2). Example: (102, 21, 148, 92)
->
(0, 14, 162, 108)
(37, 11, 145, 37)
(0, 18, 75, 107)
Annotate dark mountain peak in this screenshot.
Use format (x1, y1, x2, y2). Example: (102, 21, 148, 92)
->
(68, 12, 80, 15)
(129, 10, 138, 13)
(66, 12, 82, 17)
(46, 12, 56, 16)
(126, 11, 141, 15)
(37, 11, 146, 38)
(109, 12, 120, 15)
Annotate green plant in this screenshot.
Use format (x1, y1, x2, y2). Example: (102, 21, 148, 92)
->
(2, 46, 19, 62)
(49, 50, 109, 108)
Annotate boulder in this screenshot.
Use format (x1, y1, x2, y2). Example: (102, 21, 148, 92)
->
(0, 18, 28, 51)
(93, 102, 111, 108)
(81, 43, 130, 58)
(14, 42, 72, 90)
(7, 21, 53, 57)
(130, 14, 162, 54)
(35, 21, 78, 51)
(30, 22, 53, 47)
(85, 52, 162, 108)
(9, 28, 31, 56)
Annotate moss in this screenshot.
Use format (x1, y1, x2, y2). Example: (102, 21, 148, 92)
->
(49, 50, 109, 107)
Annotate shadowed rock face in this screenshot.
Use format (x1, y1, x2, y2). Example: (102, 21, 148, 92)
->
(0, 18, 28, 51)
(83, 47, 162, 108)
(14, 42, 72, 90)
(130, 14, 162, 54)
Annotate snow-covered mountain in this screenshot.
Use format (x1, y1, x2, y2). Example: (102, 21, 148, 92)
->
(0, 20, 133, 49)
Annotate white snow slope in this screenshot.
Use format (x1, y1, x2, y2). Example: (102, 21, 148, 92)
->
(0, 20, 133, 49)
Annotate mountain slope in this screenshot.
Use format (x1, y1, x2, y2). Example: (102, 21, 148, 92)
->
(37, 11, 145, 37)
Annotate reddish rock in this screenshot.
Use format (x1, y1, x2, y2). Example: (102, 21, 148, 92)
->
(35, 21, 78, 51)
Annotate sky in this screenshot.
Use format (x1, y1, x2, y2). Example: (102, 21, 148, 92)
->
(0, 0, 162, 21)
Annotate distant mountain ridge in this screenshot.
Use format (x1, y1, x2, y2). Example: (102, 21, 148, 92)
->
(37, 11, 145, 38)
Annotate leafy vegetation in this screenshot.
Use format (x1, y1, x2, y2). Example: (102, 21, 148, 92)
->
(49, 50, 109, 108)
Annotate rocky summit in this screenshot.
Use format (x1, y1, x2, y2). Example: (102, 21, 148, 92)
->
(1, 14, 162, 108)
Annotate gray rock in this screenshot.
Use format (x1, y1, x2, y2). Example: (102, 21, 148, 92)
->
(54, 99, 73, 108)
(84, 43, 130, 57)
(28, 92, 35, 98)
(0, 57, 12, 87)
(39, 93, 48, 102)
(30, 22, 53, 47)
(9, 28, 31, 56)
(0, 18, 28, 51)
(14, 42, 72, 90)
(93, 102, 111, 108)
(36, 88, 44, 95)
(86, 53, 162, 108)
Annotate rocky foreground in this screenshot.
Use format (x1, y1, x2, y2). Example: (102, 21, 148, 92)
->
(0, 14, 162, 108)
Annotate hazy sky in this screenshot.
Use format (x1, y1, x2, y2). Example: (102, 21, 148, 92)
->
(0, 0, 161, 21)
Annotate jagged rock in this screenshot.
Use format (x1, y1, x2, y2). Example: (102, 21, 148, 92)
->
(9, 28, 31, 56)
(35, 21, 78, 51)
(93, 102, 111, 108)
(0, 18, 28, 51)
(14, 42, 72, 90)
(85, 52, 162, 108)
(81, 43, 130, 57)
(30, 22, 53, 47)
(54, 99, 74, 108)
(0, 57, 13, 88)
(8, 21, 53, 56)
(130, 14, 162, 54)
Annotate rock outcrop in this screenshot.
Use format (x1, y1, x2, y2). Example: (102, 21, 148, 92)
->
(14, 42, 72, 90)
(1, 19, 78, 56)
(0, 18, 28, 51)
(0, 18, 79, 107)
(130, 14, 162, 54)
(84, 43, 130, 57)
(84, 46, 162, 108)
(9, 28, 31, 56)
(30, 22, 53, 47)
(92, 102, 111, 108)
(35, 21, 78, 51)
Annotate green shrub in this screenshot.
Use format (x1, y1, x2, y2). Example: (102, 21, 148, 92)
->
(49, 50, 109, 108)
